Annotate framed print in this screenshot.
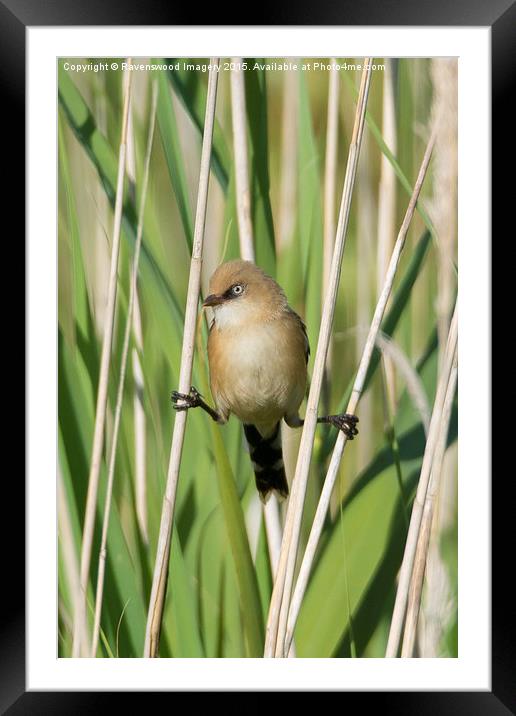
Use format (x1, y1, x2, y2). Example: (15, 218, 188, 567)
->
(10, 0, 509, 710)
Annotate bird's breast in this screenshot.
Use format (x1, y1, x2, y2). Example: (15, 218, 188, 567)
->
(208, 317, 307, 427)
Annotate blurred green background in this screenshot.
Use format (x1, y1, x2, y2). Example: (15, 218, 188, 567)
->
(58, 57, 458, 657)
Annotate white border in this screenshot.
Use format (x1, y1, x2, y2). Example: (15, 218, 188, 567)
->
(28, 27, 490, 690)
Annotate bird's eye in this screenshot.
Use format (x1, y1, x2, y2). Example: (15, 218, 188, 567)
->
(231, 284, 244, 296)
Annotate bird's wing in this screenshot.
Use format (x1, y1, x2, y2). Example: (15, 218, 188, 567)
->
(300, 319, 310, 365)
(288, 308, 310, 365)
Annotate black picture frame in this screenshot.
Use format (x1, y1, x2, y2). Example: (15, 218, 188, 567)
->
(9, 0, 507, 711)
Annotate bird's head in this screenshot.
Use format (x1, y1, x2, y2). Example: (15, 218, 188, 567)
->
(203, 259, 287, 329)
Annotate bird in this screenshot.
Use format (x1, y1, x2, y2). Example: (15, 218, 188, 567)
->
(171, 259, 358, 503)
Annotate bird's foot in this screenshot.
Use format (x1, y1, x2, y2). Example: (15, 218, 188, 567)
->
(171, 385, 202, 411)
(327, 413, 359, 439)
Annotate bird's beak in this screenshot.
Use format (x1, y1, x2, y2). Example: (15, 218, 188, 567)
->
(203, 293, 225, 307)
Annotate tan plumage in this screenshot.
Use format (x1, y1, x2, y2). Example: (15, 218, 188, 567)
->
(203, 260, 308, 501)
(206, 260, 308, 437)
(171, 259, 358, 502)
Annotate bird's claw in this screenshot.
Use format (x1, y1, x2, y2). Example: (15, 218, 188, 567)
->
(328, 413, 359, 439)
(171, 386, 202, 411)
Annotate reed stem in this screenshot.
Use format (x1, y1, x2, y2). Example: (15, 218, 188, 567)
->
(143, 60, 220, 657)
(277, 65, 298, 251)
(322, 59, 339, 317)
(132, 289, 147, 542)
(73, 63, 132, 657)
(264, 59, 373, 658)
(90, 80, 158, 657)
(230, 60, 289, 645)
(386, 300, 457, 657)
(377, 58, 398, 420)
(230, 59, 254, 261)
(401, 345, 458, 656)
(285, 124, 438, 656)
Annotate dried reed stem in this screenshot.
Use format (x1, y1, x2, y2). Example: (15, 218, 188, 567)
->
(230, 59, 287, 628)
(127, 83, 148, 544)
(376, 59, 397, 296)
(322, 60, 339, 312)
(356, 133, 375, 471)
(143, 60, 220, 658)
(92, 74, 110, 333)
(431, 59, 458, 367)
(422, 59, 458, 656)
(90, 81, 158, 657)
(277, 65, 298, 251)
(401, 345, 458, 656)
(132, 290, 148, 542)
(285, 125, 438, 655)
(321, 59, 339, 418)
(73, 63, 133, 657)
(377, 58, 398, 416)
(230, 59, 254, 261)
(229, 59, 255, 268)
(386, 300, 457, 657)
(263, 497, 296, 658)
(264, 59, 373, 658)
(276, 68, 299, 556)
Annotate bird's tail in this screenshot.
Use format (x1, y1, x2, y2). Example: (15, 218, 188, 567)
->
(243, 422, 289, 503)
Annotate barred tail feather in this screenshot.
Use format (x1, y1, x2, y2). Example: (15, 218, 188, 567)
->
(243, 422, 289, 503)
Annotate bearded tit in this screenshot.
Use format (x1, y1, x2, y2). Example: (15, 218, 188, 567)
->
(172, 260, 358, 502)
